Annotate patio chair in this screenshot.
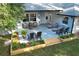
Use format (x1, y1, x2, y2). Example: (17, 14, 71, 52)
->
(28, 22, 33, 29)
(53, 23, 59, 28)
(22, 23, 24, 28)
(47, 24, 52, 28)
(64, 27, 69, 34)
(52, 23, 60, 32)
(56, 27, 64, 36)
(22, 22, 28, 28)
(33, 21, 37, 27)
(29, 32, 35, 40)
(25, 22, 29, 28)
(36, 32, 42, 40)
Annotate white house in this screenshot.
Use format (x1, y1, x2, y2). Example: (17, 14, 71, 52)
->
(24, 3, 64, 25)
(21, 3, 79, 33)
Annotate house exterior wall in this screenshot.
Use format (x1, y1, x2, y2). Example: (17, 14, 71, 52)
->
(25, 11, 73, 33)
(48, 12, 64, 24)
(25, 12, 47, 25)
(68, 17, 74, 32)
(36, 12, 46, 24)
(36, 11, 64, 25)
(26, 11, 64, 25)
(73, 17, 79, 33)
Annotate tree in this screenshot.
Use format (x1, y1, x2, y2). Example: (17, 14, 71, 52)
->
(0, 3, 25, 34)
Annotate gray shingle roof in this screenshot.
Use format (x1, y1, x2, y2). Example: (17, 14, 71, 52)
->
(24, 3, 63, 10)
(24, 3, 79, 16)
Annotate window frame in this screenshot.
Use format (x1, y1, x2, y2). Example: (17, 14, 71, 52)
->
(26, 13, 36, 21)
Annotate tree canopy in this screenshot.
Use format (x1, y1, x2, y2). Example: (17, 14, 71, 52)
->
(0, 3, 24, 31)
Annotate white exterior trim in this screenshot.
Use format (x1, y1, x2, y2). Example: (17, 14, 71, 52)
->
(73, 17, 79, 33)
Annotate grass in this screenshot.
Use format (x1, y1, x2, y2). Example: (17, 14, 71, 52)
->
(17, 38, 79, 56)
(0, 35, 11, 56)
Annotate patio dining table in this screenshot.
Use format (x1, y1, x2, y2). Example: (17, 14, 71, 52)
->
(52, 26, 64, 32)
(52, 23, 69, 32)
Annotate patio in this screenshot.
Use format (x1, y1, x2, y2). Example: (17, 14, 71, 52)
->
(17, 25, 58, 40)
(28, 25, 59, 39)
(16, 23, 70, 42)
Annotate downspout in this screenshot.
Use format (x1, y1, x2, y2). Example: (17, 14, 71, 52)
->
(71, 16, 75, 33)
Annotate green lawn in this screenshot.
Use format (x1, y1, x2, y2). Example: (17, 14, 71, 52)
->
(17, 38, 79, 56)
(0, 35, 11, 56)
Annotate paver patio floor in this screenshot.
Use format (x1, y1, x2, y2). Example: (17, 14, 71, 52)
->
(45, 38, 62, 45)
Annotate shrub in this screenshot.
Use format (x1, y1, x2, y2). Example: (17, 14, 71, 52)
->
(12, 32, 18, 36)
(59, 35, 66, 39)
(20, 43, 26, 48)
(12, 35, 17, 38)
(12, 39, 19, 43)
(69, 34, 74, 37)
(36, 40, 45, 44)
(30, 40, 36, 46)
(59, 34, 75, 39)
(12, 32, 19, 39)
(30, 40, 45, 46)
(12, 39, 20, 50)
(12, 42, 20, 50)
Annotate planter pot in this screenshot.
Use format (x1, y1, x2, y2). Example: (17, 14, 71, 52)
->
(22, 35, 26, 39)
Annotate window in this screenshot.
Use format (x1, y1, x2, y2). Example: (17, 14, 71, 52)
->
(30, 14, 36, 21)
(25, 13, 36, 21)
(26, 14, 29, 21)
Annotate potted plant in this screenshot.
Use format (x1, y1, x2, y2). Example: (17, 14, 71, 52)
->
(21, 30, 27, 39)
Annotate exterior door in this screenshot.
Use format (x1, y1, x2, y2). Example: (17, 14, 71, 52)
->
(45, 13, 52, 24)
